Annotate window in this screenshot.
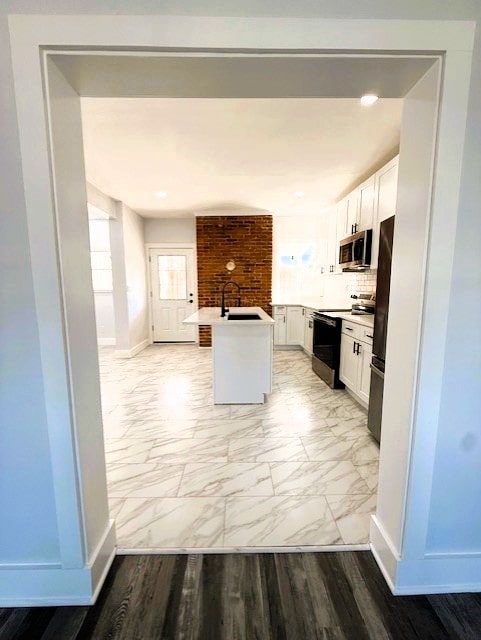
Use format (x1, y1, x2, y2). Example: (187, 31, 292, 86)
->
(157, 255, 187, 300)
(278, 243, 315, 269)
(90, 251, 113, 292)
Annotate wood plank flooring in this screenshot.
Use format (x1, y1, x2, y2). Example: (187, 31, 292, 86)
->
(1, 552, 481, 639)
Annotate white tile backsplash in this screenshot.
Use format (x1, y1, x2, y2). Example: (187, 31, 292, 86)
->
(346, 271, 377, 296)
(323, 270, 377, 307)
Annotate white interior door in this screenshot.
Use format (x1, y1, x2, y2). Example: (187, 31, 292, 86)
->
(149, 248, 196, 342)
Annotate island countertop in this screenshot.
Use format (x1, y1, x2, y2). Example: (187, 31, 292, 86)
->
(184, 306, 275, 326)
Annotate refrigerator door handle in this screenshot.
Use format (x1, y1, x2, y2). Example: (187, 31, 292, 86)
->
(370, 363, 385, 379)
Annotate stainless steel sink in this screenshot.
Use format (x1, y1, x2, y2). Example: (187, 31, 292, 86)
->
(227, 313, 262, 320)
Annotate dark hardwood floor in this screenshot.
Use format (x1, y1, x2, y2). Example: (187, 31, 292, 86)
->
(1, 552, 480, 639)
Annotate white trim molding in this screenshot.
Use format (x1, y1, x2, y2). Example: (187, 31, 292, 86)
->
(5, 12, 477, 605)
(0, 521, 116, 607)
(115, 338, 149, 359)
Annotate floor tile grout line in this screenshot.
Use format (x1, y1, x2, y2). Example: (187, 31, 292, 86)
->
(323, 494, 346, 538)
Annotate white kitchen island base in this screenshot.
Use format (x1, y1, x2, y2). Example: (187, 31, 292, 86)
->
(213, 323, 273, 404)
(183, 306, 274, 404)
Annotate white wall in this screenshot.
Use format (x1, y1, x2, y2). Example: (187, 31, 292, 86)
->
(93, 294, 115, 344)
(426, 25, 481, 554)
(87, 182, 117, 219)
(111, 203, 149, 354)
(122, 204, 149, 350)
(87, 193, 149, 355)
(144, 217, 196, 243)
(272, 216, 325, 301)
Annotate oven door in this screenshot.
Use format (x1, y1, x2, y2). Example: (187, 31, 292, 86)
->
(312, 314, 344, 388)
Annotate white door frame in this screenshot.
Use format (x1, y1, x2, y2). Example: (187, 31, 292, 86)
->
(6, 14, 476, 603)
(145, 242, 199, 344)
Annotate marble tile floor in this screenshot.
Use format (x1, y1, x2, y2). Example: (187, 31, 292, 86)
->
(99, 344, 379, 550)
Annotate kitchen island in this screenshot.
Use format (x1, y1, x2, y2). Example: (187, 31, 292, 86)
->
(183, 306, 274, 404)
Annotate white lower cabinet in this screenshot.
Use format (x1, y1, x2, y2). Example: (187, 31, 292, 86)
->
(340, 334, 359, 390)
(339, 320, 373, 404)
(273, 306, 304, 346)
(357, 341, 373, 404)
(303, 310, 314, 355)
(274, 310, 287, 345)
(286, 306, 303, 344)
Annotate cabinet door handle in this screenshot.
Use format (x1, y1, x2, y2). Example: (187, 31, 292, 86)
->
(345, 327, 353, 331)
(365, 334, 373, 339)
(283, 316, 286, 323)
(356, 342, 361, 355)
(352, 341, 356, 354)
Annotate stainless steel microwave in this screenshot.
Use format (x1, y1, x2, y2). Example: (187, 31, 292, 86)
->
(339, 229, 372, 270)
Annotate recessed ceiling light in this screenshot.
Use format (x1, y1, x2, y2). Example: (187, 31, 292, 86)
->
(360, 94, 379, 106)
(294, 191, 305, 198)
(155, 191, 167, 198)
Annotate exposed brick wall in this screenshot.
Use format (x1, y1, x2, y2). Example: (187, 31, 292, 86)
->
(196, 215, 273, 346)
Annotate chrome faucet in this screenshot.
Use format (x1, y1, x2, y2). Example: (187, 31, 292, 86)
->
(221, 281, 241, 317)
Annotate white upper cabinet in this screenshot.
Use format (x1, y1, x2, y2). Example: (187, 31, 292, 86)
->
(375, 156, 399, 223)
(336, 198, 349, 244)
(327, 155, 399, 272)
(325, 207, 338, 274)
(334, 198, 350, 273)
(357, 174, 376, 232)
(324, 154, 398, 275)
(345, 190, 360, 237)
(371, 155, 399, 269)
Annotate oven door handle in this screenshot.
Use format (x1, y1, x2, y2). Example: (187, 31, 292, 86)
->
(370, 363, 385, 379)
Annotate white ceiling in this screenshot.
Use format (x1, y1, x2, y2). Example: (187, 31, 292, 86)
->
(81, 97, 402, 217)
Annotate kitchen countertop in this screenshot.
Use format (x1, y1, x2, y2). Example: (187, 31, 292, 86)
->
(183, 306, 274, 326)
(321, 311, 375, 328)
(271, 298, 326, 309)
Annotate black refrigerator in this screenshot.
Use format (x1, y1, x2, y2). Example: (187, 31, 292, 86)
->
(367, 215, 395, 443)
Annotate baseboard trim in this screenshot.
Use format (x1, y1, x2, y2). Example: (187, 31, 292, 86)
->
(97, 337, 116, 346)
(0, 520, 116, 607)
(115, 338, 149, 359)
(370, 515, 481, 594)
(369, 515, 399, 594)
(274, 345, 303, 351)
(89, 519, 117, 604)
